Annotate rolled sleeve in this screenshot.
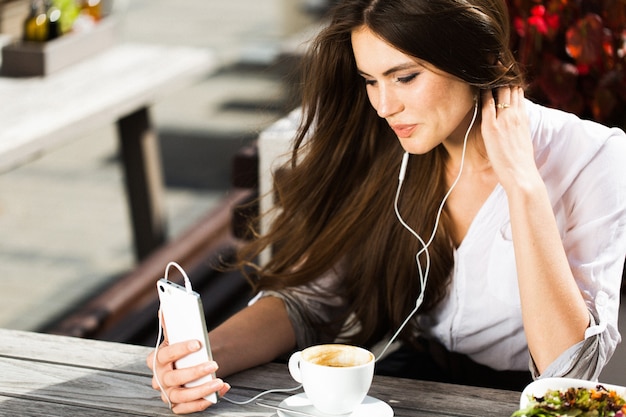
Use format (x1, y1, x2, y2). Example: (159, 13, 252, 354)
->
(531, 307, 620, 380)
(251, 266, 349, 349)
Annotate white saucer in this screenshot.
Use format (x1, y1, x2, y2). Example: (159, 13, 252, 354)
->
(276, 393, 394, 417)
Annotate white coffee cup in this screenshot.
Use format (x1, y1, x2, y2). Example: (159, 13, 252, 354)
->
(288, 344, 375, 415)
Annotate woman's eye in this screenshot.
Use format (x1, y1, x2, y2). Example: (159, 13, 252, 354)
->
(397, 73, 418, 84)
(364, 79, 377, 86)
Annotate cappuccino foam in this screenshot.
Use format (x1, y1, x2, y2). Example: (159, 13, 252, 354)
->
(303, 345, 373, 368)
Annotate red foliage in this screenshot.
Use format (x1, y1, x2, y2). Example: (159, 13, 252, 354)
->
(506, 0, 626, 128)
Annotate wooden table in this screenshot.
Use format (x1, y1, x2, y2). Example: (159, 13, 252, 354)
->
(0, 43, 219, 260)
(0, 328, 522, 416)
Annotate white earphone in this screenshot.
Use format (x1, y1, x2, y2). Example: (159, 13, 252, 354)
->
(376, 97, 479, 359)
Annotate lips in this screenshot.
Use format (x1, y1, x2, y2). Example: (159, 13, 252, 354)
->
(390, 124, 417, 138)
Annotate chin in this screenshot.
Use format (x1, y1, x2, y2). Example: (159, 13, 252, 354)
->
(398, 138, 437, 155)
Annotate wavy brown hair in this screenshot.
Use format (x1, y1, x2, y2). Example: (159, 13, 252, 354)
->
(236, 0, 525, 348)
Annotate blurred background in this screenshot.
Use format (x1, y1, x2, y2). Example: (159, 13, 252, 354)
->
(0, 0, 328, 332)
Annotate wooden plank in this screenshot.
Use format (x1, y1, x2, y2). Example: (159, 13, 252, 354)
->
(0, 357, 281, 417)
(0, 329, 150, 375)
(0, 395, 142, 417)
(369, 376, 520, 417)
(0, 357, 169, 416)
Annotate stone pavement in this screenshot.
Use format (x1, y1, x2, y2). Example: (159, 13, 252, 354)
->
(0, 0, 318, 331)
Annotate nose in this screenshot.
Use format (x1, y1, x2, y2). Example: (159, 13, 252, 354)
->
(375, 86, 403, 119)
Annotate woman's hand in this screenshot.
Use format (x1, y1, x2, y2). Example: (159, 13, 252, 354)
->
(146, 339, 231, 415)
(480, 86, 538, 193)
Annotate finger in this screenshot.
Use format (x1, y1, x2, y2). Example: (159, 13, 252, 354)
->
(167, 378, 226, 408)
(496, 86, 512, 109)
(481, 88, 496, 119)
(150, 340, 204, 392)
(511, 86, 524, 108)
(146, 338, 170, 369)
(159, 388, 172, 405)
(152, 373, 164, 391)
(162, 361, 219, 389)
(156, 340, 202, 366)
(171, 399, 213, 415)
(146, 349, 156, 370)
(219, 382, 232, 398)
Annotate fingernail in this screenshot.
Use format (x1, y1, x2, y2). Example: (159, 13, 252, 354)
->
(188, 340, 201, 350)
(202, 362, 217, 372)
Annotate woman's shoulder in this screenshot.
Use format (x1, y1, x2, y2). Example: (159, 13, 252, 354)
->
(526, 99, 626, 154)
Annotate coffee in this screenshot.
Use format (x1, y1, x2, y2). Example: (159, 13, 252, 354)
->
(288, 344, 375, 415)
(303, 344, 373, 367)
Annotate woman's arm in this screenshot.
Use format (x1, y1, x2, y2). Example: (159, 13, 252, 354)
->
(210, 295, 297, 377)
(506, 170, 590, 373)
(481, 87, 591, 373)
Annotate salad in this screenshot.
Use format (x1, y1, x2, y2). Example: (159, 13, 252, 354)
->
(512, 384, 626, 416)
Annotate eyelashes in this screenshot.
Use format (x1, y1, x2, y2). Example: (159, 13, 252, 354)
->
(397, 73, 418, 83)
(363, 72, 420, 86)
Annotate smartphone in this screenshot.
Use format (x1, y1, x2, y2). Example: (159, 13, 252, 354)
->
(157, 278, 218, 403)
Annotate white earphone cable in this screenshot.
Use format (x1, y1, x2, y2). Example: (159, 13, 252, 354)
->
(376, 99, 478, 360)
(153, 313, 173, 409)
(220, 385, 303, 405)
(152, 262, 301, 409)
(153, 261, 192, 409)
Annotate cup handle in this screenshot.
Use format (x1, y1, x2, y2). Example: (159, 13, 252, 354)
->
(288, 351, 303, 383)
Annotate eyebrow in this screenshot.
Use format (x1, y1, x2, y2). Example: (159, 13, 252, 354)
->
(357, 62, 419, 78)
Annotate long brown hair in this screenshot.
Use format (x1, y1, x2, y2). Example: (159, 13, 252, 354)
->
(236, 0, 525, 347)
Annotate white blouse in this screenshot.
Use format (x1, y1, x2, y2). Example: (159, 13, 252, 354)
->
(419, 101, 626, 378)
(262, 100, 626, 379)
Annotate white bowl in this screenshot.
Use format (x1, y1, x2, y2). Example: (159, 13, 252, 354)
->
(520, 377, 626, 408)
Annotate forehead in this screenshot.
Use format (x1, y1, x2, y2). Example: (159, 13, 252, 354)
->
(351, 26, 419, 74)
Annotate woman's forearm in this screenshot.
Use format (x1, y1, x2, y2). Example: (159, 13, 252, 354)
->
(208, 296, 297, 378)
(508, 174, 590, 373)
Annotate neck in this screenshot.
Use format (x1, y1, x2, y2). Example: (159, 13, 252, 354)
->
(443, 121, 489, 175)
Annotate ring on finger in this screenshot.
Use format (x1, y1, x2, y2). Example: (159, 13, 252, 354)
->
(496, 103, 510, 109)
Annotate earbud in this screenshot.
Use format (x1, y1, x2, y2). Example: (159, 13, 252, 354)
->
(399, 152, 409, 181)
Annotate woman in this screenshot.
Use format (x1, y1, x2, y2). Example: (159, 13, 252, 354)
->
(148, 0, 626, 413)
